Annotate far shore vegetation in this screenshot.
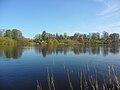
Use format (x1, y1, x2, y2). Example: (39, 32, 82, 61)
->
(0, 29, 120, 46)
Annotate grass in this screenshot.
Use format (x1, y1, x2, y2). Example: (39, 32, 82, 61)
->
(36, 64, 120, 90)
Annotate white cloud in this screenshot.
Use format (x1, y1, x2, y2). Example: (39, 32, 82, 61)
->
(96, 0, 120, 16)
(107, 21, 120, 28)
(92, 21, 120, 34)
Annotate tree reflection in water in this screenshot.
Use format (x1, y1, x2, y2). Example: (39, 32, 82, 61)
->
(0, 46, 24, 59)
(0, 44, 119, 59)
(34, 44, 120, 57)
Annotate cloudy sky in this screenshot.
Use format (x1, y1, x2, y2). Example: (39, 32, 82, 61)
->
(0, 0, 120, 38)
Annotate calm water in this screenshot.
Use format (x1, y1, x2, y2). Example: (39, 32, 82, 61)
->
(0, 45, 120, 90)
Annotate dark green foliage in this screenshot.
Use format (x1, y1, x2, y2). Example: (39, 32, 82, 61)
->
(110, 33, 119, 41)
(4, 30, 13, 39)
(42, 31, 47, 41)
(4, 29, 23, 39)
(12, 29, 23, 39)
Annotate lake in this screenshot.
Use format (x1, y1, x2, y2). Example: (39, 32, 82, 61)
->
(0, 45, 120, 90)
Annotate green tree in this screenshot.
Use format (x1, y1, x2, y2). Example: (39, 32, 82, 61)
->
(110, 33, 119, 41)
(103, 31, 109, 40)
(73, 33, 80, 40)
(4, 30, 13, 38)
(42, 31, 47, 41)
(91, 33, 99, 40)
(12, 29, 23, 39)
(64, 33, 67, 39)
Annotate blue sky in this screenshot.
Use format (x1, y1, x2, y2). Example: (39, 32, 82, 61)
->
(0, 0, 120, 38)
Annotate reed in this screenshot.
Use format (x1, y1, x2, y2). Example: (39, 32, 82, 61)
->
(112, 65, 120, 90)
(47, 67, 51, 90)
(36, 64, 119, 90)
(36, 80, 42, 90)
(80, 71, 82, 90)
(67, 70, 73, 90)
(46, 67, 56, 90)
(51, 71, 55, 90)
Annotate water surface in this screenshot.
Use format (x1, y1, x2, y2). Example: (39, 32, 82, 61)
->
(0, 45, 120, 90)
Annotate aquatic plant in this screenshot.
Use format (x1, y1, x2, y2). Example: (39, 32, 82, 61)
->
(36, 64, 120, 90)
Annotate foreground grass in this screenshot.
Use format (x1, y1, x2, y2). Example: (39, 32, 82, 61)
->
(36, 65, 120, 90)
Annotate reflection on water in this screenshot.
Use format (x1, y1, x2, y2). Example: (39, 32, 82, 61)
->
(34, 44, 120, 57)
(0, 44, 120, 59)
(0, 45, 120, 90)
(0, 46, 29, 59)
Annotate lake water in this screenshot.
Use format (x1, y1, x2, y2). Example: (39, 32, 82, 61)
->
(0, 45, 120, 90)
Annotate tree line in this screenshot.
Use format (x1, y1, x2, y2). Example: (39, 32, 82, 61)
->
(0, 29, 34, 45)
(0, 29, 120, 45)
(34, 31, 120, 45)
